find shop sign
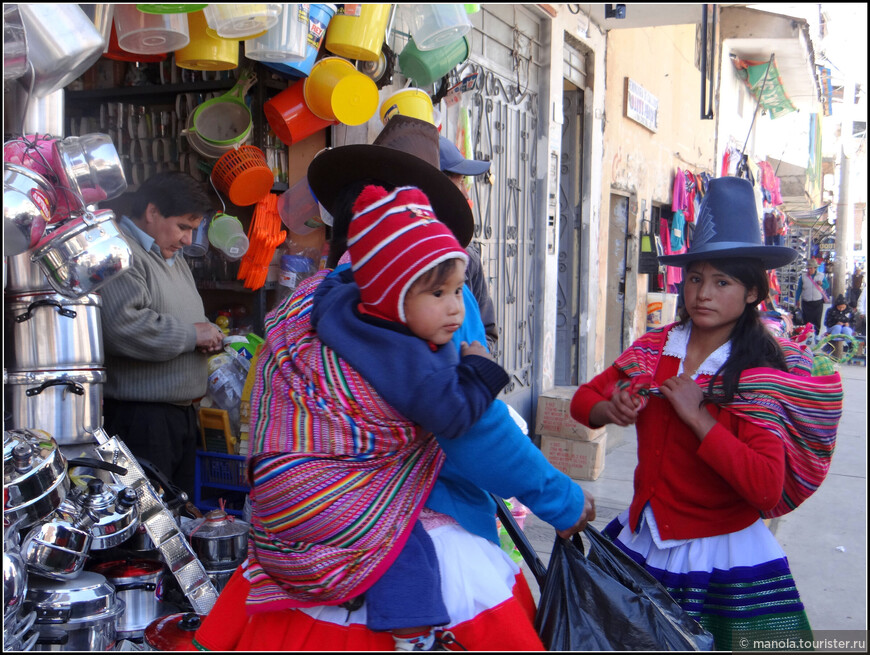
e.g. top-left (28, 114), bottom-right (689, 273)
top-left (819, 236), bottom-right (836, 252)
top-left (624, 78), bottom-right (658, 133)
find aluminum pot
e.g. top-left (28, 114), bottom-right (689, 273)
top-left (4, 163), bottom-right (55, 258)
top-left (5, 293), bottom-right (103, 371)
top-left (89, 559), bottom-right (166, 640)
top-left (20, 509), bottom-right (97, 580)
top-left (3, 429), bottom-right (70, 529)
top-left (26, 570), bottom-right (125, 651)
top-left (30, 210), bottom-right (133, 299)
top-left (63, 479), bottom-right (139, 551)
top-left (4, 369), bottom-right (105, 446)
top-left (181, 508), bottom-right (249, 570)
top-left (53, 134), bottom-right (127, 210)
top-left (5, 249), bottom-right (54, 294)
top-left (3, 547), bottom-right (28, 617)
top-left (17, 4), bottom-right (104, 99)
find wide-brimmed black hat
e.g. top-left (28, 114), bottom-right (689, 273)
top-left (658, 176), bottom-right (798, 270)
top-left (307, 116), bottom-right (474, 247)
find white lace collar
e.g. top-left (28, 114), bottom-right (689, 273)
top-left (661, 322), bottom-right (730, 378)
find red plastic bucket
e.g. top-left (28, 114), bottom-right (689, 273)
top-left (263, 80), bottom-right (336, 146)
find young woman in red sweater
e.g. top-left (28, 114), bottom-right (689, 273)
top-left (570, 177), bottom-right (842, 649)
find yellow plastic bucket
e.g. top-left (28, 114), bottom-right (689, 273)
top-left (175, 10), bottom-right (239, 70)
top-left (303, 56), bottom-right (378, 126)
top-left (324, 3), bottom-right (390, 62)
top-left (379, 88), bottom-right (434, 125)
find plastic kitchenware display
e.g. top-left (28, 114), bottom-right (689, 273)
top-left (264, 3), bottom-right (336, 79)
top-left (379, 87), bottom-right (435, 125)
top-left (3, 4), bottom-right (28, 81)
top-left (263, 80), bottom-right (337, 146)
top-left (79, 4), bottom-right (116, 54)
top-left (407, 4), bottom-right (472, 51)
top-left (245, 4), bottom-right (308, 62)
top-left (174, 9), bottom-right (239, 70)
top-left (399, 35), bottom-right (470, 88)
top-left (325, 3), bottom-right (391, 61)
top-left (210, 146), bottom-right (274, 207)
top-left (303, 57), bottom-right (379, 125)
top-left (113, 4), bottom-right (191, 55)
top-left (188, 70), bottom-right (256, 147)
top-left (16, 4), bottom-right (105, 99)
top-left (203, 4), bottom-right (282, 39)
top-left (208, 213), bottom-right (249, 261)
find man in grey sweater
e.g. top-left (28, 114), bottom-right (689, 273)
top-left (100, 172), bottom-right (224, 499)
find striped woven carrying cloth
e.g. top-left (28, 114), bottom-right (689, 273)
top-left (244, 270), bottom-right (445, 612)
top-left (613, 324), bottom-right (842, 519)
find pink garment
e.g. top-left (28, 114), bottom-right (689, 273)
top-left (672, 168), bottom-right (688, 212)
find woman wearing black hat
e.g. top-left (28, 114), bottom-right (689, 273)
top-left (570, 177), bottom-right (843, 650)
top-left (193, 117), bottom-right (594, 651)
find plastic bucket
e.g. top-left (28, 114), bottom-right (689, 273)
top-left (137, 4), bottom-right (207, 14)
top-left (379, 88), bottom-right (434, 125)
top-left (277, 177), bottom-right (323, 234)
top-left (263, 80), bottom-right (336, 146)
top-left (324, 3), bottom-right (390, 62)
top-left (208, 213), bottom-right (249, 259)
top-left (104, 22), bottom-right (166, 62)
top-left (303, 57), bottom-right (378, 125)
top-left (398, 35), bottom-right (469, 88)
top-left (244, 4), bottom-right (308, 62)
top-left (114, 4), bottom-right (190, 55)
top-left (175, 10), bottom-right (238, 70)
top-left (408, 5), bottom-right (472, 51)
top-left (264, 4), bottom-right (335, 79)
top-left (203, 3), bottom-right (281, 39)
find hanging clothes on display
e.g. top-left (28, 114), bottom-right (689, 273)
top-left (758, 161), bottom-right (784, 206)
top-left (659, 214), bottom-right (687, 293)
top-left (684, 171), bottom-right (698, 223)
top-left (671, 168), bottom-right (688, 213)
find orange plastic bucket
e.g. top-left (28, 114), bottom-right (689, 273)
top-left (211, 146), bottom-right (274, 206)
top-left (303, 56), bottom-right (378, 125)
top-left (379, 88), bottom-right (434, 125)
top-left (264, 80), bottom-right (337, 146)
top-left (324, 3), bottom-right (390, 62)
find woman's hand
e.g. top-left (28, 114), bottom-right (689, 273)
top-left (658, 373), bottom-right (715, 440)
top-left (556, 492), bottom-right (597, 539)
top-left (589, 387), bottom-right (641, 427)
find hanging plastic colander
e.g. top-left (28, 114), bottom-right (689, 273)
top-left (210, 145), bottom-right (273, 207)
top-left (188, 67), bottom-right (257, 147)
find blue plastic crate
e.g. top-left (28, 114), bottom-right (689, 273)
top-left (196, 451), bottom-right (249, 489)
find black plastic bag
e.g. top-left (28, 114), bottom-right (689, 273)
top-left (534, 527), bottom-right (715, 651)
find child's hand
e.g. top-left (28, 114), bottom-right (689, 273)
top-left (461, 340), bottom-right (491, 359)
top-left (589, 387), bottom-right (640, 427)
top-left (659, 373), bottom-right (716, 439)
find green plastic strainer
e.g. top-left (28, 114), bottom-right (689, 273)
top-left (190, 68), bottom-right (257, 146)
top-left (136, 5), bottom-right (208, 14)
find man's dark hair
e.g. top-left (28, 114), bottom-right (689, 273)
top-left (130, 171), bottom-right (213, 219)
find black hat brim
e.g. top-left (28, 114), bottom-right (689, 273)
top-left (658, 243), bottom-right (799, 270)
top-left (308, 144), bottom-right (474, 248)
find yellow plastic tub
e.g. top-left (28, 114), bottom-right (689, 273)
top-left (325, 3), bottom-right (390, 62)
top-left (379, 88), bottom-right (434, 125)
top-left (175, 10), bottom-right (239, 70)
top-left (303, 57), bottom-right (378, 126)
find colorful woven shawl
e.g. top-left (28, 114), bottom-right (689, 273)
top-left (244, 270), bottom-right (445, 612)
top-left (613, 324), bottom-right (842, 518)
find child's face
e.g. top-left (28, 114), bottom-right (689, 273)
top-left (683, 261), bottom-right (758, 333)
top-left (403, 260), bottom-right (467, 345)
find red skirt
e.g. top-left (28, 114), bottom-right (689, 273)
top-left (193, 523), bottom-right (544, 651)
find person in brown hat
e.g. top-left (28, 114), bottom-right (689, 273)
top-left (194, 117), bottom-right (595, 652)
top-left (796, 259), bottom-right (829, 340)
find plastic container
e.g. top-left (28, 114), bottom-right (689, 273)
top-left (208, 213), bottom-right (249, 260)
top-left (203, 4), bottom-right (281, 39)
top-left (263, 80), bottom-right (336, 146)
top-left (244, 4), bottom-right (308, 62)
top-left (398, 35), bottom-right (469, 88)
top-left (379, 87), bottom-right (435, 125)
top-left (263, 4), bottom-right (336, 79)
top-left (277, 177), bottom-right (323, 234)
top-left (174, 10), bottom-right (239, 70)
top-left (183, 211), bottom-right (212, 257)
top-left (210, 146), bottom-right (274, 206)
top-left (276, 254), bottom-right (315, 304)
top-left (104, 22), bottom-right (167, 62)
top-left (408, 5), bottom-right (472, 51)
top-left (324, 3), bottom-right (391, 62)
top-left (303, 56), bottom-right (378, 125)
top-left (113, 4), bottom-right (190, 55)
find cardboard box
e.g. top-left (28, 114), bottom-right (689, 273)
top-left (535, 386), bottom-right (606, 440)
top-left (647, 292), bottom-right (678, 328)
top-left (540, 433), bottom-right (606, 481)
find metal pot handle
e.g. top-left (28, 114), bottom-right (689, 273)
top-left (67, 457), bottom-right (129, 477)
top-left (15, 299), bottom-right (77, 322)
top-left (114, 582), bottom-right (157, 593)
top-left (25, 379), bottom-right (85, 397)
top-left (35, 607), bottom-right (72, 624)
top-left (35, 633), bottom-right (70, 646)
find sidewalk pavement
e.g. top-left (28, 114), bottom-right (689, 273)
top-left (521, 362), bottom-right (867, 632)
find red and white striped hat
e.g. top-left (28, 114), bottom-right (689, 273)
top-left (348, 185), bottom-right (468, 324)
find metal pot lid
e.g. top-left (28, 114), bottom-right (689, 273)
top-left (182, 508), bottom-right (249, 540)
top-left (26, 570), bottom-right (123, 623)
top-left (144, 612), bottom-right (202, 651)
top-left (90, 558), bottom-right (164, 582)
top-left (3, 429), bottom-right (67, 512)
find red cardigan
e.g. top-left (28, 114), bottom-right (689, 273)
top-left (570, 356), bottom-right (786, 540)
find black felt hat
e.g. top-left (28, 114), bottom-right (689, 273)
top-left (307, 116), bottom-right (474, 247)
top-left (658, 176), bottom-right (798, 270)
